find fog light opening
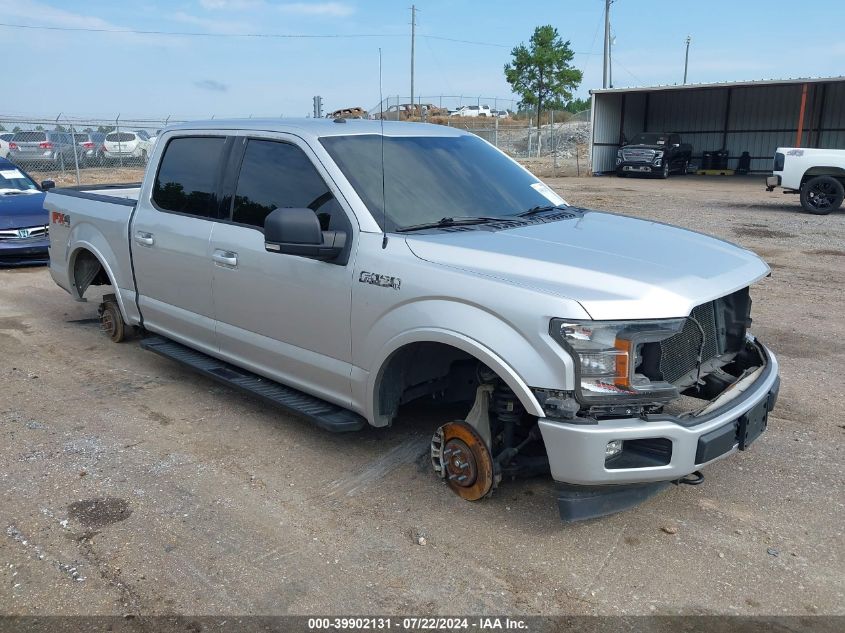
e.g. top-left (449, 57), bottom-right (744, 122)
top-left (605, 439), bottom-right (624, 459)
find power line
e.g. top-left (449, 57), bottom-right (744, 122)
top-left (0, 21), bottom-right (603, 54)
top-left (0, 21), bottom-right (399, 39)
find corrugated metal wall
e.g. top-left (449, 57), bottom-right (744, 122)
top-left (591, 80), bottom-right (845, 174)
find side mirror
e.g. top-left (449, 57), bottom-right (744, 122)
top-left (40, 180), bottom-right (56, 191)
top-left (264, 207), bottom-right (346, 261)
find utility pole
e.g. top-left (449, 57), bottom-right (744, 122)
top-left (683, 35), bottom-right (691, 84)
top-left (602, 0), bottom-right (611, 89)
top-left (410, 5), bottom-right (417, 115)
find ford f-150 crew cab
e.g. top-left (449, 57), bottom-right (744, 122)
top-left (46, 119), bottom-right (780, 521)
top-left (766, 147), bottom-right (845, 214)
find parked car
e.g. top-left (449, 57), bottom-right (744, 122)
top-left (616, 132), bottom-right (693, 178)
top-left (0, 157), bottom-right (54, 266)
top-left (766, 147), bottom-right (845, 214)
top-left (102, 130), bottom-right (153, 164)
top-left (46, 119), bottom-right (779, 521)
top-left (449, 105), bottom-right (493, 118)
top-left (0, 133), bottom-right (13, 159)
top-left (73, 132), bottom-right (106, 166)
top-left (8, 130), bottom-right (78, 168)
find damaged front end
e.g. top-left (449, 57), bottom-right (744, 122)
top-left (529, 286), bottom-right (780, 520)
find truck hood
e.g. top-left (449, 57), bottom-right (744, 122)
top-left (404, 210), bottom-right (770, 320)
top-left (0, 192), bottom-right (47, 230)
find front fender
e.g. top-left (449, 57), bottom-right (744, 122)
top-left (365, 326), bottom-right (545, 427)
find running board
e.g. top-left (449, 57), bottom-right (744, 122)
top-left (140, 335), bottom-right (366, 433)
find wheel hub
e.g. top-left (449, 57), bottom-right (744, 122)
top-left (443, 438), bottom-right (477, 487)
top-left (431, 421), bottom-right (494, 501)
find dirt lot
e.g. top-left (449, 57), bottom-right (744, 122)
top-left (1, 175), bottom-right (843, 617)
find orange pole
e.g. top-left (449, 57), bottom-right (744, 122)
top-left (795, 83), bottom-right (808, 147)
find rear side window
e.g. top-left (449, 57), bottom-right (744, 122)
top-left (153, 136), bottom-right (225, 218)
top-left (13, 132), bottom-right (47, 142)
top-left (106, 132), bottom-right (136, 142)
top-left (231, 139), bottom-right (344, 231)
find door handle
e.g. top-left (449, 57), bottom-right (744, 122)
top-left (212, 250), bottom-right (238, 268)
top-left (134, 231), bottom-right (154, 246)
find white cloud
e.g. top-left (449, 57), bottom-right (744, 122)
top-left (1, 0), bottom-right (178, 46)
top-left (278, 2), bottom-right (355, 17)
top-left (172, 11), bottom-right (254, 33)
top-left (199, 0), bottom-right (263, 9)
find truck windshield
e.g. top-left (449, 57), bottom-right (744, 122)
top-left (630, 133), bottom-right (669, 145)
top-left (320, 134), bottom-right (562, 231)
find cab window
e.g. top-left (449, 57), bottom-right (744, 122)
top-left (152, 136), bottom-right (225, 218)
top-left (231, 139), bottom-right (344, 231)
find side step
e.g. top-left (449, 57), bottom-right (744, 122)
top-left (140, 335), bottom-right (366, 433)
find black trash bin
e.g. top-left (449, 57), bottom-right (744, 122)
top-left (737, 151), bottom-right (751, 175)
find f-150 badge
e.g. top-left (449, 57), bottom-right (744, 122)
top-left (359, 271), bottom-right (401, 290)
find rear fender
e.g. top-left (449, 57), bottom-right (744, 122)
top-left (66, 228), bottom-right (137, 324)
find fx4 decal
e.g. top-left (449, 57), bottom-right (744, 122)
top-left (51, 211), bottom-right (71, 227)
top-left (359, 271), bottom-right (401, 290)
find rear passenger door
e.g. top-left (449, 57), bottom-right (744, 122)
top-left (210, 135), bottom-right (356, 407)
top-left (131, 135), bottom-right (228, 354)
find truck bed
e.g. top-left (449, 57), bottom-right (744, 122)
top-left (45, 183), bottom-right (142, 318)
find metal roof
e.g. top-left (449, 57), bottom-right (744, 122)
top-left (165, 118), bottom-right (467, 139)
top-left (590, 76), bottom-right (845, 95)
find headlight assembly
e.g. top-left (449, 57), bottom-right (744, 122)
top-left (550, 318), bottom-right (685, 402)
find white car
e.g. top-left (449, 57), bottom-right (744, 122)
top-left (766, 147), bottom-right (845, 214)
top-left (102, 130), bottom-right (154, 164)
top-left (0, 133), bottom-right (13, 159)
top-left (449, 105), bottom-right (492, 118)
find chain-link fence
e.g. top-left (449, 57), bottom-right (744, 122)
top-left (0, 115), bottom-right (178, 187)
top-left (1, 105), bottom-right (592, 186)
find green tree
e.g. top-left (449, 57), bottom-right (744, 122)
top-left (12, 126), bottom-right (21, 132)
top-left (504, 25), bottom-right (583, 127)
top-left (565, 96), bottom-right (591, 114)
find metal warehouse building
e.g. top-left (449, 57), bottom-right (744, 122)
top-left (589, 76), bottom-right (845, 174)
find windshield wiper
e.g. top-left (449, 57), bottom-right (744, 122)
top-left (396, 216), bottom-right (503, 233)
top-left (516, 204), bottom-right (567, 217)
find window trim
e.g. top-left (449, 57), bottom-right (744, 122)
top-left (149, 134), bottom-right (229, 221)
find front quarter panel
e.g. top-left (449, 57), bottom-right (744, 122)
top-left (351, 233), bottom-right (588, 425)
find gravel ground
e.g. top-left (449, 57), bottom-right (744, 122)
top-left (1, 175), bottom-right (843, 618)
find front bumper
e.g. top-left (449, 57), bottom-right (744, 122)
top-left (0, 238), bottom-right (50, 266)
top-left (538, 341), bottom-right (779, 486)
top-left (617, 162), bottom-right (661, 175)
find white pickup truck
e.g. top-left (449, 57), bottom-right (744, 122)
top-left (46, 119), bottom-right (780, 521)
top-left (766, 147), bottom-right (845, 214)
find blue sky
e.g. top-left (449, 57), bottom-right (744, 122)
top-left (1, 0), bottom-right (842, 119)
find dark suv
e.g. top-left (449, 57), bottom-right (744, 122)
top-left (8, 131), bottom-right (79, 169)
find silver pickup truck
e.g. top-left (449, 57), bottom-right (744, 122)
top-left (46, 119), bottom-right (780, 520)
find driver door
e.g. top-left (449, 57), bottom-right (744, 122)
top-left (210, 135), bottom-right (357, 407)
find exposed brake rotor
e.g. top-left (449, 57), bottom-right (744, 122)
top-left (431, 420), bottom-right (495, 501)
